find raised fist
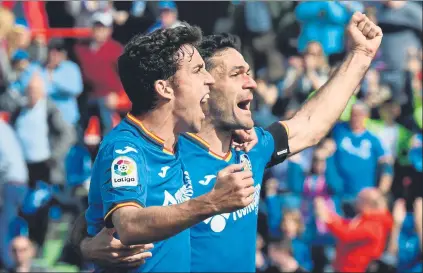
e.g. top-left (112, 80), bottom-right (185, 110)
top-left (347, 12), bottom-right (383, 58)
top-left (209, 164), bottom-right (255, 213)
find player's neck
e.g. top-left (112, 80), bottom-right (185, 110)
top-left (134, 109), bottom-right (178, 151)
top-left (197, 122), bottom-right (232, 156)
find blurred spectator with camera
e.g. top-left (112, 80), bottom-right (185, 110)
top-left (315, 187), bottom-right (393, 273)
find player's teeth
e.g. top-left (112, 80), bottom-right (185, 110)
top-left (201, 94), bottom-right (210, 103)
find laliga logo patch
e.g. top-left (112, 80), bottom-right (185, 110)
top-left (111, 156), bottom-right (138, 188)
top-left (240, 154), bottom-right (252, 171)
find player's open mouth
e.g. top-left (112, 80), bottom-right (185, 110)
top-left (200, 94), bottom-right (210, 104)
top-left (237, 99), bottom-right (251, 111)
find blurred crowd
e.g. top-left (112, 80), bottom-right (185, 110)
top-left (0, 1), bottom-right (422, 273)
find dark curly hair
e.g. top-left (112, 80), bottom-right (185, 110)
top-left (199, 33), bottom-right (241, 71)
top-left (118, 23), bottom-right (203, 115)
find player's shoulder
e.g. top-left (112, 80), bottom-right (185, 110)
top-left (99, 122), bottom-right (147, 158)
top-left (178, 133), bottom-right (209, 152)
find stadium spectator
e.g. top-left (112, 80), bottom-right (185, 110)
top-left (332, 101), bottom-right (393, 216)
top-left (9, 73), bottom-right (75, 248)
top-left (0, 1), bottom-right (49, 36)
top-left (8, 49), bottom-right (49, 96)
top-left (65, 1), bottom-right (112, 28)
top-left (74, 11), bottom-right (123, 137)
top-left (287, 146), bottom-right (344, 272)
top-left (385, 198), bottom-right (422, 273)
top-left (256, 232), bottom-right (270, 273)
top-left (315, 187), bottom-right (393, 272)
top-left (375, 0), bottom-right (422, 103)
top-left (0, 7), bottom-right (15, 90)
top-left (267, 187), bottom-right (313, 272)
top-left (0, 120), bottom-right (28, 269)
top-left (234, 1), bottom-right (285, 82)
top-left (147, 1), bottom-right (182, 33)
top-left (295, 1), bottom-right (363, 57)
top-left (44, 38), bottom-right (83, 127)
top-left (361, 68), bottom-right (392, 110)
top-left (7, 236), bottom-right (47, 273)
top-left (6, 19), bottom-right (47, 64)
top-left (366, 99), bottom-right (412, 161)
top-left (266, 238), bottom-right (308, 273)
top-left (281, 42), bottom-right (330, 105)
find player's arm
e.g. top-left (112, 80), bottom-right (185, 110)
top-left (281, 13), bottom-right (382, 155)
top-left (111, 161), bottom-right (254, 245)
top-left (103, 143), bottom-right (255, 246)
top-left (69, 212), bottom-right (88, 256)
top-left (70, 211), bottom-right (153, 268)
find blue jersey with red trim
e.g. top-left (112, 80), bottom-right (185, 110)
top-left (86, 114), bottom-right (192, 272)
top-left (179, 127), bottom-right (276, 272)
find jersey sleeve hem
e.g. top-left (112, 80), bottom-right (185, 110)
top-left (104, 201), bottom-right (144, 225)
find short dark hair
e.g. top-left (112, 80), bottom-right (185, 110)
top-left (199, 33), bottom-right (241, 71)
top-left (118, 23), bottom-right (202, 115)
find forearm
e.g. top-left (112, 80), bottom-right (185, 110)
top-left (387, 225), bottom-right (401, 255)
top-left (378, 173), bottom-right (393, 194)
top-left (416, 224), bottom-right (422, 250)
top-left (69, 212), bottom-right (89, 254)
top-left (285, 53), bottom-right (371, 153)
top-left (114, 194), bottom-right (218, 245)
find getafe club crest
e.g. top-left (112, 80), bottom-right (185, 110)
top-left (240, 154), bottom-right (252, 171)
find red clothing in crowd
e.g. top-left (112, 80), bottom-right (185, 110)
top-left (327, 210), bottom-right (393, 272)
top-left (1, 1), bottom-right (48, 30)
top-left (74, 39), bottom-right (123, 98)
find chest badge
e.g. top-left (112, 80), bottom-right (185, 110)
top-left (240, 154), bottom-right (252, 171)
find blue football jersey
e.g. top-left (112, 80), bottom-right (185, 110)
top-left (179, 127), bottom-right (276, 272)
top-left (86, 113), bottom-right (192, 272)
top-left (332, 122), bottom-right (386, 198)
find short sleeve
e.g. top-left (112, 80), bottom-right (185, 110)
top-left (253, 127), bottom-right (276, 164)
top-left (100, 141), bottom-right (148, 226)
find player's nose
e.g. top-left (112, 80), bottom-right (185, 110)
top-left (243, 75), bottom-right (257, 90)
top-left (204, 70), bottom-right (215, 86)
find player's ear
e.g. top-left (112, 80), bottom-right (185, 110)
top-left (154, 79), bottom-right (174, 100)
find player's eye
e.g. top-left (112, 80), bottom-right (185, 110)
top-left (194, 64), bottom-right (204, 74)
